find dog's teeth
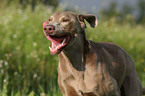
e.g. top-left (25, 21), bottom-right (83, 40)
top-left (49, 46), bottom-right (51, 50)
top-left (57, 44), bottom-right (62, 50)
top-left (62, 38), bottom-right (66, 44)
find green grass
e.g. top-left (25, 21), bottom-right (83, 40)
top-left (0, 5), bottom-right (145, 96)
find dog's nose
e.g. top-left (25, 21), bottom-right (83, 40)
top-left (44, 25), bottom-right (55, 34)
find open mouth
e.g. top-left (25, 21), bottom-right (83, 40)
top-left (48, 35), bottom-right (71, 55)
top-left (43, 21), bottom-right (72, 55)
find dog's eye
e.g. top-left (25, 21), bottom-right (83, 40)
top-left (62, 19), bottom-right (70, 22)
top-left (48, 18), bottom-right (53, 22)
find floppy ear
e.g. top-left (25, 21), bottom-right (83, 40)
top-left (78, 14), bottom-right (98, 28)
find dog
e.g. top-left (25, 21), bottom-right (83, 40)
top-left (43, 12), bottom-right (145, 96)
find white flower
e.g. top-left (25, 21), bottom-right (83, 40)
top-left (0, 60), bottom-right (3, 64)
top-left (36, 58), bottom-right (40, 62)
top-left (4, 61), bottom-right (8, 66)
top-left (40, 93), bottom-right (45, 96)
top-left (1, 70), bottom-right (4, 74)
top-left (5, 53), bottom-right (8, 57)
top-left (14, 72), bottom-right (18, 75)
top-left (16, 46), bottom-right (20, 50)
top-left (33, 42), bottom-right (37, 47)
top-left (34, 54), bottom-right (38, 58)
top-left (33, 73), bottom-right (37, 78)
top-left (13, 34), bottom-right (17, 38)
top-left (3, 79), bottom-right (7, 83)
top-left (26, 55), bottom-right (30, 58)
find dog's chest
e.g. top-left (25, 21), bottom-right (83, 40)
top-left (59, 61), bottom-right (115, 95)
top-left (58, 52), bottom-right (117, 95)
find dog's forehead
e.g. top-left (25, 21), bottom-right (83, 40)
top-left (51, 12), bottom-right (77, 19)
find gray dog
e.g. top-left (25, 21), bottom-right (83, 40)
top-left (43, 12), bottom-right (145, 96)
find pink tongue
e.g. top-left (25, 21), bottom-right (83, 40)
top-left (51, 38), bottom-right (64, 48)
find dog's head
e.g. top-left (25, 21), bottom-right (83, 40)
top-left (43, 12), bottom-right (97, 55)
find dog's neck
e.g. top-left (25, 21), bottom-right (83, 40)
top-left (59, 31), bottom-right (90, 71)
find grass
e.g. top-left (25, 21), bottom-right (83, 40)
top-left (0, 5), bottom-right (145, 96)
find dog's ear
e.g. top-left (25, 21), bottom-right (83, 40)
top-left (78, 14), bottom-right (98, 28)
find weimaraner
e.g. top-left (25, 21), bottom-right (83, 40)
top-left (43, 12), bottom-right (145, 96)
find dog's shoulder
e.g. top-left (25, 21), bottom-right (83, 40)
top-left (89, 40), bottom-right (125, 56)
top-left (89, 41), bottom-right (120, 49)
top-left (99, 42), bottom-right (121, 50)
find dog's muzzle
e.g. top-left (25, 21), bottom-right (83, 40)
top-left (43, 21), bottom-right (72, 55)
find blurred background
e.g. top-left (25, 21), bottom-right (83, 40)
top-left (0, 0), bottom-right (145, 96)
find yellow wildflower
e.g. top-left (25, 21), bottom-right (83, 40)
top-left (141, 58), bottom-right (145, 63)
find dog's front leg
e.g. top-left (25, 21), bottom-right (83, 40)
top-left (64, 86), bottom-right (80, 96)
top-left (60, 83), bottom-right (80, 96)
top-left (58, 75), bottom-right (80, 96)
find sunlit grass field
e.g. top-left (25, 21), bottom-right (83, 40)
top-left (0, 5), bottom-right (145, 96)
